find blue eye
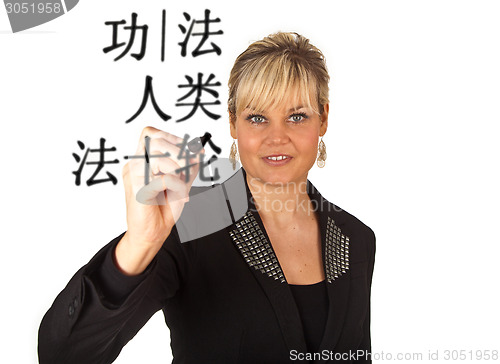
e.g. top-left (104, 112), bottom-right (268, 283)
top-left (247, 114), bottom-right (266, 124)
top-left (289, 113), bottom-right (307, 123)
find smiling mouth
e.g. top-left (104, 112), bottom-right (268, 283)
top-left (266, 155), bottom-right (290, 161)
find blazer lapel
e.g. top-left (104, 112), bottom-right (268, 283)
top-left (226, 174), bottom-right (308, 354)
top-left (225, 174), bottom-right (352, 356)
top-left (309, 182), bottom-right (352, 353)
top-left (228, 209), bottom-right (308, 355)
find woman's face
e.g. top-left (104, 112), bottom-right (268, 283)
top-left (230, 95), bottom-right (328, 187)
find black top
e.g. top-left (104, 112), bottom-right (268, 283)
top-left (289, 280), bottom-right (329, 354)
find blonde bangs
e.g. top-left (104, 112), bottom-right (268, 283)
top-left (234, 58), bottom-right (319, 115)
top-left (228, 32), bottom-right (329, 120)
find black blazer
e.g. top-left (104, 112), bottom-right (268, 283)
top-left (38, 169), bottom-right (375, 364)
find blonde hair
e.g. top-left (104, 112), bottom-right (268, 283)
top-left (228, 32), bottom-right (329, 120)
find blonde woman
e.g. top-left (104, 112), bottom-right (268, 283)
top-left (39, 32), bottom-right (375, 364)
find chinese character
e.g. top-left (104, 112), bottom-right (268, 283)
top-left (178, 9), bottom-right (222, 57)
top-left (161, 9), bottom-right (166, 62)
top-left (126, 75), bottom-right (171, 123)
top-left (196, 133), bottom-right (221, 182)
top-left (124, 135), bottom-right (171, 185)
top-left (72, 139), bottom-right (119, 186)
top-left (174, 134), bottom-right (198, 182)
top-left (176, 73), bottom-right (221, 122)
top-left (124, 133), bottom-right (222, 185)
top-left (103, 12), bottom-right (148, 61)
top-left (197, 154), bottom-right (221, 182)
top-left (203, 134), bottom-right (222, 155)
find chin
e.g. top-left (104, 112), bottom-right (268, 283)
top-left (248, 170), bottom-right (308, 187)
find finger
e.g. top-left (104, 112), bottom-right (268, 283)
top-left (148, 137), bottom-right (181, 158)
top-left (185, 153), bottom-right (202, 189)
top-left (135, 126), bottom-right (185, 156)
top-left (129, 149), bottom-right (193, 189)
top-left (148, 136), bottom-right (204, 165)
top-left (135, 173), bottom-right (189, 206)
top-left (147, 137), bottom-right (185, 172)
top-left (146, 151), bottom-right (182, 177)
top-left (135, 135), bottom-right (203, 178)
top-left (124, 155), bottom-right (202, 204)
top-left (141, 140), bottom-right (204, 184)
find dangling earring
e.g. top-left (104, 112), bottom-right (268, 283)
top-left (229, 139), bottom-right (239, 170)
top-left (317, 137), bottom-right (327, 168)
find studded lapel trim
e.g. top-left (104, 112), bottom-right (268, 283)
top-left (229, 211), bottom-right (286, 283)
top-left (325, 216), bottom-right (350, 283)
top-left (229, 212), bottom-right (350, 285)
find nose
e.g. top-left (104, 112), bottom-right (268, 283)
top-left (265, 121), bottom-right (290, 145)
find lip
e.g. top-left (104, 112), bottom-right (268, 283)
top-left (261, 154), bottom-right (293, 166)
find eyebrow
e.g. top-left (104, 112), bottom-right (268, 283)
top-left (244, 105), bottom-right (308, 114)
top-left (288, 106), bottom-right (306, 112)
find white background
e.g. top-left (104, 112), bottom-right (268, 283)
top-left (1, 0), bottom-right (499, 363)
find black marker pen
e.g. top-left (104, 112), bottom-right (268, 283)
top-left (187, 132), bottom-right (212, 153)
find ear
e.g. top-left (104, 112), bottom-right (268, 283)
top-left (319, 104), bottom-right (329, 136)
top-left (229, 112), bottom-right (237, 139)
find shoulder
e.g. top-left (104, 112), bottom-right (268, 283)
top-left (331, 202), bottom-right (375, 245)
top-left (310, 181), bottom-right (376, 260)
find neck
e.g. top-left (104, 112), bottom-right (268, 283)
top-left (246, 175), bottom-right (314, 224)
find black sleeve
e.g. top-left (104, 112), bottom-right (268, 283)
top-left (95, 239), bottom-right (151, 306)
top-left (38, 227), bottom-right (191, 364)
top-left (356, 227), bottom-right (376, 363)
